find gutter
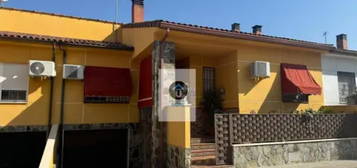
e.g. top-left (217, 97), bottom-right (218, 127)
top-left (158, 22), bottom-right (333, 51)
top-left (0, 35), bottom-right (134, 51)
top-left (122, 20), bottom-right (334, 51)
top-left (58, 43), bottom-right (67, 168)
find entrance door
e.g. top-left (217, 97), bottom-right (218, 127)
top-left (63, 129), bottom-right (128, 168)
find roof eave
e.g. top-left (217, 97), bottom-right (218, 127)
top-left (123, 20), bottom-right (334, 51)
top-left (0, 35), bottom-right (134, 51)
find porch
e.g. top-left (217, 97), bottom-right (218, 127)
top-left (133, 33), bottom-right (240, 167)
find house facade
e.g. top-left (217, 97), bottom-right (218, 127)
top-left (322, 34), bottom-right (357, 112)
top-left (0, 0), bottom-right (355, 168)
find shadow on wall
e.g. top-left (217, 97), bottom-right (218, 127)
top-left (5, 77), bottom-right (51, 126)
top-left (238, 62), bottom-right (299, 114)
top-left (103, 25), bottom-right (121, 42)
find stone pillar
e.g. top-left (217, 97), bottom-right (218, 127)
top-left (151, 41), bottom-right (175, 168)
top-left (166, 106), bottom-right (191, 168)
top-left (151, 41), bottom-right (191, 168)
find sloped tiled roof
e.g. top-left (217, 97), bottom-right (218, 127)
top-left (0, 31), bottom-right (134, 51)
top-left (123, 20), bottom-right (334, 50)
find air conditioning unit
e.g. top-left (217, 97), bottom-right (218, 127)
top-left (251, 61), bottom-right (270, 78)
top-left (63, 64), bottom-right (84, 80)
top-left (29, 60), bottom-right (56, 77)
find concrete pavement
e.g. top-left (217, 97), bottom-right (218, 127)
top-left (265, 160), bottom-right (357, 168)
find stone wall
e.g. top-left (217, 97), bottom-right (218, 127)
top-left (167, 144), bottom-right (191, 168)
top-left (0, 125), bottom-right (48, 132)
top-left (233, 138), bottom-right (357, 168)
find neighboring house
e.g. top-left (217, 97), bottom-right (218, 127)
top-left (0, 0), bottom-right (352, 167)
top-left (322, 34), bottom-right (357, 110)
top-left (0, 7), bottom-right (136, 168)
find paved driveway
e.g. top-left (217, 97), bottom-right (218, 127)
top-left (265, 161), bottom-right (357, 168)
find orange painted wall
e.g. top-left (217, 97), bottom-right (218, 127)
top-left (0, 8), bottom-right (119, 41)
top-left (0, 41), bottom-right (138, 126)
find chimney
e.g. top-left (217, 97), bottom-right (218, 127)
top-left (252, 25), bottom-right (262, 35)
top-left (336, 34), bottom-right (348, 50)
top-left (132, 0), bottom-right (144, 23)
top-left (231, 23), bottom-right (240, 32)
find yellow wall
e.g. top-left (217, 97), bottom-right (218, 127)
top-left (216, 52), bottom-right (238, 108)
top-left (325, 105), bottom-right (357, 113)
top-left (186, 54), bottom-right (238, 109)
top-left (237, 45), bottom-right (324, 114)
top-left (0, 41), bottom-right (138, 126)
top-left (0, 8), bottom-right (119, 41)
top-left (166, 106), bottom-right (191, 148)
top-left (120, 27), bottom-right (160, 59)
top-left (164, 30), bottom-right (324, 114)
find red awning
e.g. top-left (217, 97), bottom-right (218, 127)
top-left (138, 56), bottom-right (153, 108)
top-left (281, 63), bottom-right (321, 95)
top-left (84, 66), bottom-right (132, 97)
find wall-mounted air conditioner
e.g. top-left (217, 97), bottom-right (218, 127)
top-left (251, 61), bottom-right (270, 78)
top-left (63, 64), bottom-right (84, 80)
top-left (29, 60), bottom-right (56, 77)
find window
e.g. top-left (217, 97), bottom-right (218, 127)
top-left (337, 72), bottom-right (356, 104)
top-left (0, 63), bottom-right (28, 103)
top-left (203, 67), bottom-right (215, 92)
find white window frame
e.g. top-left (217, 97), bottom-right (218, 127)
top-left (337, 71), bottom-right (356, 105)
top-left (0, 63), bottom-right (29, 103)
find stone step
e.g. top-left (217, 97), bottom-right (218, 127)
top-left (191, 138), bottom-right (215, 144)
top-left (191, 148), bottom-right (216, 157)
top-left (191, 143), bottom-right (216, 150)
top-left (191, 155), bottom-right (216, 165)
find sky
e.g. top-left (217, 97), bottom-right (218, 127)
top-left (2, 0), bottom-right (357, 49)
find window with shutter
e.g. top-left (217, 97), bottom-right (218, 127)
top-left (0, 63), bottom-right (29, 103)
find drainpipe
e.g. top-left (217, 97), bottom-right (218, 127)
top-left (58, 43), bottom-right (67, 168)
top-left (47, 43), bottom-right (56, 137)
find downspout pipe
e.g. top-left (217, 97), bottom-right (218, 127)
top-left (58, 43), bottom-right (67, 168)
top-left (47, 43), bottom-right (56, 137)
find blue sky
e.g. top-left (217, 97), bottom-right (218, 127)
top-left (3, 0), bottom-right (357, 49)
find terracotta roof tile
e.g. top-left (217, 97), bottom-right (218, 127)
top-left (122, 20), bottom-right (334, 50)
top-left (0, 31), bottom-right (134, 51)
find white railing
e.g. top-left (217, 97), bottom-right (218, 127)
top-left (39, 125), bottom-right (59, 168)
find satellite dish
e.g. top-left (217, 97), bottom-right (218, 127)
top-left (30, 62), bottom-right (45, 75)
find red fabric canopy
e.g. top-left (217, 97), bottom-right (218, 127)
top-left (281, 63), bottom-right (321, 95)
top-left (138, 56), bottom-right (153, 108)
top-left (84, 66), bottom-right (132, 97)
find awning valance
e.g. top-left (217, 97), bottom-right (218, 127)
top-left (281, 63), bottom-right (321, 95)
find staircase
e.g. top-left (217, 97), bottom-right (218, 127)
top-left (191, 138), bottom-right (233, 168)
